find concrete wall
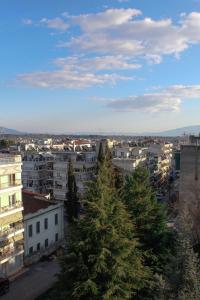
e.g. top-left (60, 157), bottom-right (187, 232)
top-left (179, 145), bottom-right (200, 240)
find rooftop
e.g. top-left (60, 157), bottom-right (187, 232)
top-left (22, 190), bottom-right (58, 215)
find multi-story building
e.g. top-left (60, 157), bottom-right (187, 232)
top-left (22, 153), bottom-right (54, 196)
top-left (23, 190), bottom-right (64, 265)
top-left (53, 151), bottom-right (96, 202)
top-left (0, 154), bottom-right (24, 276)
top-left (179, 142), bottom-right (200, 241)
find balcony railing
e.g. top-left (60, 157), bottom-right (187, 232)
top-left (0, 202), bottom-right (23, 213)
top-left (0, 223), bottom-right (24, 239)
top-left (0, 245), bottom-right (24, 261)
top-left (0, 155), bottom-right (21, 165)
top-left (0, 180), bottom-right (22, 190)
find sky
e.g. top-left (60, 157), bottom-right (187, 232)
top-left (1, 0), bottom-right (200, 134)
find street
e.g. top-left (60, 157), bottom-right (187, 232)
top-left (1, 260), bottom-right (59, 300)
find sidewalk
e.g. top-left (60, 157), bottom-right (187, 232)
top-left (1, 260), bottom-right (60, 300)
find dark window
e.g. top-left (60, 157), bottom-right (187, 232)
top-left (29, 247), bottom-right (33, 255)
top-left (37, 243), bottom-right (40, 251)
top-left (45, 239), bottom-right (48, 248)
top-left (55, 233), bottom-right (58, 242)
top-left (28, 225), bottom-right (33, 237)
top-left (36, 221), bottom-right (40, 234)
top-left (44, 218), bottom-right (48, 230)
top-left (55, 214), bottom-right (58, 225)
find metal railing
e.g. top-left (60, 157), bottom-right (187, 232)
top-left (0, 245), bottom-right (24, 261)
top-left (0, 155), bottom-right (21, 164)
top-left (0, 223), bottom-right (24, 238)
top-left (0, 202), bottom-right (23, 213)
top-left (0, 180), bottom-right (21, 190)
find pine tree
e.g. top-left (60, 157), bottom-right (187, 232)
top-left (123, 167), bottom-right (173, 273)
top-left (66, 159), bottom-right (79, 223)
top-left (167, 219), bottom-right (200, 300)
top-left (58, 159), bottom-right (149, 300)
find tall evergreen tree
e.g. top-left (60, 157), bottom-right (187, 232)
top-left (166, 219), bottom-right (200, 300)
top-left (66, 159), bottom-right (79, 223)
top-left (58, 159), bottom-right (149, 300)
top-left (123, 167), bottom-right (173, 273)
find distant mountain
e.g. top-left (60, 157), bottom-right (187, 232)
top-left (155, 125), bottom-right (200, 137)
top-left (0, 126), bottom-right (22, 135)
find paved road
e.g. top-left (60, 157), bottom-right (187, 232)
top-left (1, 260), bottom-right (60, 300)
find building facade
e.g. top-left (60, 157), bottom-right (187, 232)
top-left (23, 190), bottom-right (64, 265)
top-left (0, 154), bottom-right (24, 276)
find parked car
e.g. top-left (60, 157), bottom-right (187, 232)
top-left (0, 276), bottom-right (10, 296)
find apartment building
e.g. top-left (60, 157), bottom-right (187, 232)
top-left (22, 153), bottom-right (54, 196)
top-left (23, 190), bottom-right (64, 265)
top-left (53, 151), bottom-right (96, 201)
top-left (0, 154), bottom-right (24, 276)
top-left (179, 143), bottom-right (200, 241)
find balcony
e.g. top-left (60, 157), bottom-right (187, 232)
top-left (0, 202), bottom-right (23, 214)
top-left (0, 244), bottom-right (24, 263)
top-left (0, 223), bottom-right (24, 240)
top-left (0, 155), bottom-right (21, 165)
top-left (0, 180), bottom-right (22, 191)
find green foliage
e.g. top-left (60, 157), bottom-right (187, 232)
top-left (59, 160), bottom-right (149, 300)
top-left (166, 220), bottom-right (200, 300)
top-left (123, 167), bottom-right (173, 273)
top-left (66, 159), bottom-right (79, 223)
top-left (0, 139), bottom-right (12, 149)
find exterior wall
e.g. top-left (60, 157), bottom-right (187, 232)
top-left (0, 154), bottom-right (24, 277)
top-left (22, 153), bottom-right (54, 195)
top-left (179, 145), bottom-right (200, 240)
top-left (24, 203), bottom-right (64, 265)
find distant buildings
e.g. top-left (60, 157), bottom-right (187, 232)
top-left (0, 154), bottom-right (24, 276)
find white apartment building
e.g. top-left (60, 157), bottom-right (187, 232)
top-left (23, 190), bottom-right (64, 265)
top-left (22, 153), bottom-right (54, 196)
top-left (53, 151), bottom-right (96, 201)
top-left (0, 154), bottom-right (24, 276)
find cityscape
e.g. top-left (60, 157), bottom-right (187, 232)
top-left (1, 0), bottom-right (200, 299)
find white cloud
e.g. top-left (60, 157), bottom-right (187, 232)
top-left (40, 17), bottom-right (69, 31)
top-left (65, 9), bottom-right (200, 63)
top-left (22, 19), bottom-right (33, 25)
top-left (106, 85), bottom-right (200, 112)
top-left (54, 55), bottom-right (141, 71)
top-left (17, 55), bottom-right (133, 89)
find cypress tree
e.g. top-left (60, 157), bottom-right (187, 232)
top-left (123, 167), bottom-right (173, 273)
top-left (58, 159), bottom-right (149, 300)
top-left (66, 159), bottom-right (79, 223)
top-left (167, 219), bottom-right (200, 300)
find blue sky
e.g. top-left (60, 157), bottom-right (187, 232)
top-left (1, 0), bottom-right (200, 134)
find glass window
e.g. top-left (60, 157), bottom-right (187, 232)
top-left (44, 218), bottom-right (48, 230)
top-left (29, 247), bottom-right (33, 255)
top-left (28, 224), bottom-right (33, 237)
top-left (36, 221), bottom-right (40, 234)
top-left (37, 243), bottom-right (40, 251)
top-left (55, 214), bottom-right (58, 225)
top-left (45, 239), bottom-right (48, 248)
top-left (55, 233), bottom-right (58, 242)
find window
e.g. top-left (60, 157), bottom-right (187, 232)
top-left (55, 214), bottom-right (58, 225)
top-left (29, 247), bottom-right (33, 255)
top-left (37, 243), bottom-right (40, 251)
top-left (44, 218), bottom-right (48, 230)
top-left (45, 239), bottom-right (48, 248)
top-left (36, 221), bottom-right (40, 234)
top-left (28, 224), bottom-right (33, 237)
top-left (55, 233), bottom-right (58, 242)
top-left (9, 194), bottom-right (16, 206)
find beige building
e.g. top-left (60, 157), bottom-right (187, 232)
top-left (0, 154), bottom-right (24, 276)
